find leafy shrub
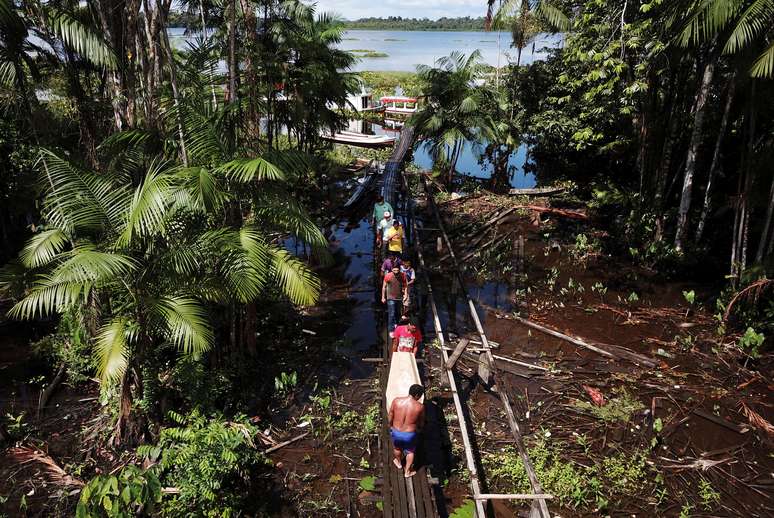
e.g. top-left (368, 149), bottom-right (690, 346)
top-left (484, 440), bottom-right (655, 511)
top-left (138, 410), bottom-right (271, 517)
top-left (76, 465), bottom-right (161, 518)
top-left (738, 327), bottom-right (765, 358)
top-left (167, 357), bottom-right (236, 414)
top-left (32, 310), bottom-right (93, 384)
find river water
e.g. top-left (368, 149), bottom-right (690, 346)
top-left (338, 29), bottom-right (561, 72)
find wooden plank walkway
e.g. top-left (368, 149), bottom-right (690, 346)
top-left (376, 125), bottom-right (438, 518)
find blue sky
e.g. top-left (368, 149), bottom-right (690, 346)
top-left (309, 1), bottom-right (487, 20)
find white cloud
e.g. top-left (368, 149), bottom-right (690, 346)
top-left (309, 0), bottom-right (488, 20)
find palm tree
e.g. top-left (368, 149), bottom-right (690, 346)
top-left (488, 0), bottom-right (570, 66)
top-left (679, 0), bottom-right (774, 78)
top-left (3, 142), bottom-right (324, 443)
top-left (410, 51), bottom-right (498, 186)
top-left (0, 0), bottom-right (116, 117)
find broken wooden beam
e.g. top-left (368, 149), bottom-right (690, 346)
top-left (445, 338), bottom-right (470, 370)
top-left (265, 432), bottom-right (310, 453)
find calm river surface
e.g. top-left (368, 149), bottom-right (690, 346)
top-left (338, 29), bottom-right (561, 72)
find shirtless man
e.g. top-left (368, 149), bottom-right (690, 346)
top-left (388, 384), bottom-right (425, 477)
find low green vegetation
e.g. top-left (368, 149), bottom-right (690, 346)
top-left (573, 388), bottom-right (644, 423)
top-left (344, 16), bottom-right (487, 31)
top-left (137, 410), bottom-right (271, 516)
top-left (76, 466), bottom-right (161, 518)
top-left (358, 71), bottom-right (423, 98)
top-left (484, 440), bottom-right (656, 511)
top-left (349, 49), bottom-right (390, 58)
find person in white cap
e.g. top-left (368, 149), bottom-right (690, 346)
top-left (377, 210), bottom-right (395, 257)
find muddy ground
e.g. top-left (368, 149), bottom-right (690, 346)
top-left (411, 191), bottom-right (774, 517)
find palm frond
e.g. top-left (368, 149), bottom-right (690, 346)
top-left (49, 248), bottom-right (136, 284)
top-left (534, 0), bottom-right (571, 31)
top-left (751, 39), bottom-right (774, 77)
top-left (216, 157), bottom-right (286, 182)
top-left (94, 318), bottom-right (131, 383)
top-left (38, 149), bottom-right (126, 235)
top-left (46, 9), bottom-right (117, 68)
top-left (8, 277), bottom-right (88, 319)
top-left (150, 296), bottom-right (213, 356)
top-left (175, 166), bottom-right (229, 213)
top-left (117, 160), bottom-right (174, 246)
top-left (723, 0), bottom-right (774, 54)
top-left (269, 247), bottom-right (320, 306)
top-left (20, 228), bottom-right (69, 268)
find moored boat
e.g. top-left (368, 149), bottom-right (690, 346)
top-left (380, 96), bottom-right (418, 115)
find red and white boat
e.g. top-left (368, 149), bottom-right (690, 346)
top-left (380, 96), bottom-right (418, 115)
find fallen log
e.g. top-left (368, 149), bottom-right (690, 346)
top-left (445, 338), bottom-right (470, 370)
top-left (508, 187), bottom-right (566, 197)
top-left (509, 315), bottom-right (658, 368)
top-left (38, 364), bottom-right (66, 416)
top-left (265, 431), bottom-right (310, 453)
top-left (513, 205), bottom-right (588, 220)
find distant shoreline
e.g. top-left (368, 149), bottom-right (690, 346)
top-left (343, 16), bottom-right (488, 32)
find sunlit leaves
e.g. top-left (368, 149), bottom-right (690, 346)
top-left (95, 318), bottom-right (131, 382)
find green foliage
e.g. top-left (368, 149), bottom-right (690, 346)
top-left (683, 290), bottom-right (696, 305)
top-left (738, 327), bottom-right (765, 358)
top-left (167, 357), bottom-right (236, 415)
top-left (358, 71), bottom-right (423, 98)
top-left (698, 476), bottom-right (720, 511)
top-left (344, 16), bottom-right (488, 31)
top-left (76, 465), bottom-right (161, 518)
top-left (274, 371), bottom-right (298, 398)
top-left (485, 440), bottom-right (654, 510)
top-left (138, 410), bottom-right (270, 517)
top-left (449, 499), bottom-right (475, 518)
top-left (32, 310), bottom-right (93, 384)
top-left (358, 476), bottom-right (376, 492)
top-left (2, 411), bottom-right (29, 439)
top-left (573, 388), bottom-right (644, 423)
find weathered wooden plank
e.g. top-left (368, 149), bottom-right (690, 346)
top-left (444, 338), bottom-right (470, 370)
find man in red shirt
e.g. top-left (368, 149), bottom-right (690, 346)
top-left (382, 265), bottom-right (407, 337)
top-left (392, 316), bottom-right (422, 355)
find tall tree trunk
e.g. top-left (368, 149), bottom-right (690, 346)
top-left (675, 59), bottom-right (715, 251)
top-left (240, 0), bottom-right (260, 144)
top-left (159, 1), bottom-right (189, 166)
top-left (731, 82), bottom-right (757, 285)
top-left (199, 0), bottom-right (218, 109)
top-left (754, 176), bottom-right (774, 264)
top-left (227, 0), bottom-right (238, 106)
top-left (696, 77), bottom-right (735, 242)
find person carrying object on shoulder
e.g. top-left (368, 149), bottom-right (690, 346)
top-left (392, 316), bottom-right (422, 356)
top-left (376, 210), bottom-right (394, 257)
top-left (381, 263), bottom-right (407, 337)
top-left (388, 384), bottom-right (425, 478)
top-left (384, 219), bottom-right (405, 259)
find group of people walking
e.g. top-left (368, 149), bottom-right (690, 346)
top-left (372, 194), bottom-right (425, 478)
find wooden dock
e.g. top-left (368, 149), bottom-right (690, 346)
top-left (375, 125), bottom-right (438, 518)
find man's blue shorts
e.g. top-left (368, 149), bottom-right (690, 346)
top-left (390, 428), bottom-right (418, 453)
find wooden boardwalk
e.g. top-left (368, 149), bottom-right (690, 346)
top-left (375, 125), bottom-right (438, 518)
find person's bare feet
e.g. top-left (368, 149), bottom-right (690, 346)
top-left (404, 470), bottom-right (416, 478)
top-left (393, 459), bottom-right (402, 469)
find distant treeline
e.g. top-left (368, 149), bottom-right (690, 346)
top-left (344, 16), bottom-right (487, 32)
